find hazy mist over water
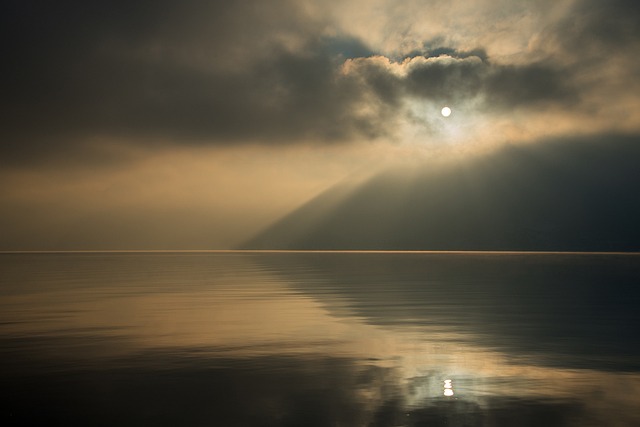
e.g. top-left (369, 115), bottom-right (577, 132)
top-left (1, 252), bottom-right (639, 426)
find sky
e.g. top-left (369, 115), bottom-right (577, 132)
top-left (2, 0), bottom-right (639, 250)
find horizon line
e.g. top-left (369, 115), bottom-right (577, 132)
top-left (1, 249), bottom-right (639, 256)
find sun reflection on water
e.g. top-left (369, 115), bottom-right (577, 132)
top-left (444, 379), bottom-right (454, 396)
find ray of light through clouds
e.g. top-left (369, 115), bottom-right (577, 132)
top-left (1, 0), bottom-right (639, 249)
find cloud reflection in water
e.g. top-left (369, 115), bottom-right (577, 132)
top-left (1, 252), bottom-right (639, 426)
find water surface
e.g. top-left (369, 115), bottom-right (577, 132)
top-left (1, 252), bottom-right (639, 426)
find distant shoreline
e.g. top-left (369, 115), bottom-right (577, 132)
top-left (1, 250), bottom-right (639, 255)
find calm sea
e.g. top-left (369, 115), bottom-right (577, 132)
top-left (1, 252), bottom-right (639, 426)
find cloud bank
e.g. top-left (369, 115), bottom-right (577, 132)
top-left (2, 0), bottom-right (638, 165)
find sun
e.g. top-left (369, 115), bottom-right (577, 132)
top-left (441, 106), bottom-right (452, 117)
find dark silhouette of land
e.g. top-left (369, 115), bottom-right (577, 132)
top-left (244, 133), bottom-right (640, 251)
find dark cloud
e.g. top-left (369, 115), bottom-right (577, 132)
top-left (0, 0), bottom-right (636, 165)
top-left (1, 0), bottom-right (387, 164)
top-left (482, 62), bottom-right (577, 108)
top-left (404, 56), bottom-right (487, 103)
top-left (403, 43), bottom-right (490, 63)
top-left (536, 0), bottom-right (640, 90)
top-left (552, 0), bottom-right (640, 54)
top-left (348, 53), bottom-right (576, 109)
